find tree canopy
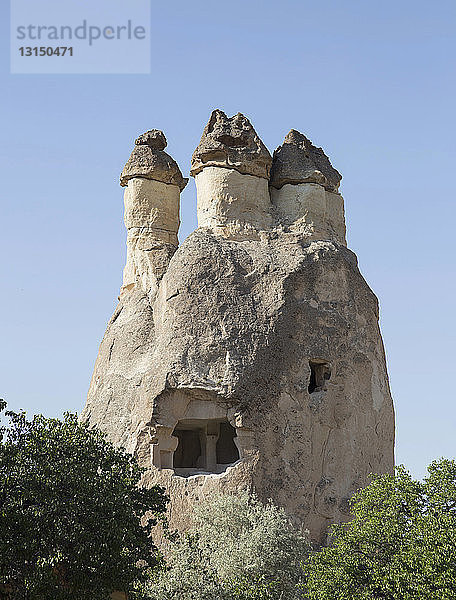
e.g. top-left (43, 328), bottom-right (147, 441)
top-left (0, 401), bottom-right (167, 600)
top-left (2, 396), bottom-right (454, 600)
top-left (304, 459), bottom-right (456, 600)
top-left (143, 492), bottom-right (309, 600)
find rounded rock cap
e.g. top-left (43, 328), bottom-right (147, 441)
top-left (190, 109), bottom-right (272, 179)
top-left (120, 129), bottom-right (188, 191)
top-left (270, 130), bottom-right (341, 192)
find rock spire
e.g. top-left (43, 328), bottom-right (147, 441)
top-left (120, 130), bottom-right (186, 300)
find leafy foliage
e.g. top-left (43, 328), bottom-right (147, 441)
top-left (0, 400), bottom-right (167, 600)
top-left (143, 492), bottom-right (309, 600)
top-left (304, 459), bottom-right (456, 600)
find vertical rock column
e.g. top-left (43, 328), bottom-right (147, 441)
top-left (120, 130), bottom-right (188, 300)
top-left (190, 110), bottom-right (273, 237)
top-left (270, 130), bottom-right (346, 245)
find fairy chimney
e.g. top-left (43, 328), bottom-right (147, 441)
top-left (120, 129), bottom-right (187, 301)
top-left (82, 111), bottom-right (394, 545)
top-left (190, 110), bottom-right (272, 236)
top-left (270, 129), bottom-right (346, 244)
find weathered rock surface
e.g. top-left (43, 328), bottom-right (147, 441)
top-left (135, 129), bottom-right (167, 150)
top-left (190, 110), bottom-right (272, 179)
top-left (120, 130), bottom-right (188, 191)
top-left (195, 167), bottom-right (272, 238)
top-left (120, 133), bottom-right (186, 302)
top-left (270, 183), bottom-right (346, 245)
top-left (83, 231), bottom-right (394, 543)
top-left (83, 114), bottom-right (394, 545)
top-left (270, 130), bottom-right (342, 192)
top-left (122, 178), bottom-right (181, 301)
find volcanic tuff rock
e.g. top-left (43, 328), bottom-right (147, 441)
top-left (135, 129), bottom-right (167, 150)
top-left (83, 111), bottom-right (394, 545)
top-left (120, 129), bottom-right (188, 190)
top-left (270, 129), bottom-right (342, 192)
top-left (190, 109), bottom-right (272, 179)
top-left (120, 131), bottom-right (188, 303)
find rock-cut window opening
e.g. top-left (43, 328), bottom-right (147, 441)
top-left (308, 360), bottom-right (331, 393)
top-left (173, 419), bottom-right (240, 476)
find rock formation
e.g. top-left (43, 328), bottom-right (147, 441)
top-left (191, 110), bottom-right (272, 237)
top-left (119, 130), bottom-right (187, 302)
top-left (269, 129), bottom-right (341, 192)
top-left (82, 110), bottom-right (394, 544)
top-left (269, 130), bottom-right (346, 245)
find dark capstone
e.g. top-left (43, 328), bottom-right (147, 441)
top-left (120, 129), bottom-right (187, 191)
top-left (190, 109), bottom-right (272, 179)
top-left (270, 129), bottom-right (341, 192)
top-left (135, 129), bottom-right (167, 150)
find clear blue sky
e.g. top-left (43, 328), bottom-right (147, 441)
top-left (1, 0), bottom-right (455, 479)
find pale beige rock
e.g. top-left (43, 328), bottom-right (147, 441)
top-left (83, 233), bottom-right (394, 545)
top-left (195, 167), bottom-right (272, 237)
top-left (121, 178), bottom-right (181, 301)
top-left (124, 177), bottom-right (180, 236)
top-left (270, 182), bottom-right (346, 245)
top-left (83, 118), bottom-right (394, 546)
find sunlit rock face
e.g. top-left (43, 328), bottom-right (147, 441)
top-left (82, 111), bottom-right (394, 545)
top-left (119, 131), bottom-right (187, 302)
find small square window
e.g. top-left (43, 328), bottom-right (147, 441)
top-left (308, 360), bottom-right (331, 393)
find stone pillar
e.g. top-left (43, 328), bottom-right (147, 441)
top-left (205, 421), bottom-right (220, 471)
top-left (269, 130), bottom-right (346, 245)
top-left (190, 110), bottom-right (272, 237)
top-left (150, 424), bottom-right (178, 470)
top-left (119, 130), bottom-right (188, 301)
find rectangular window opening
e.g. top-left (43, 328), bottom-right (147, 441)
top-left (308, 360), bottom-right (331, 394)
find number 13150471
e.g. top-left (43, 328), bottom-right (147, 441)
top-left (19, 47), bottom-right (73, 56)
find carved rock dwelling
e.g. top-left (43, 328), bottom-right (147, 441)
top-left (82, 110), bottom-right (395, 544)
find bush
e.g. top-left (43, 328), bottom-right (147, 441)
top-left (143, 492), bottom-right (309, 600)
top-left (304, 459), bottom-right (456, 599)
top-left (0, 401), bottom-right (168, 600)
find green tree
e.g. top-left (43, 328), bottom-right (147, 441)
top-left (143, 492), bottom-right (309, 600)
top-left (0, 400), bottom-right (167, 600)
top-left (304, 459), bottom-right (456, 599)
